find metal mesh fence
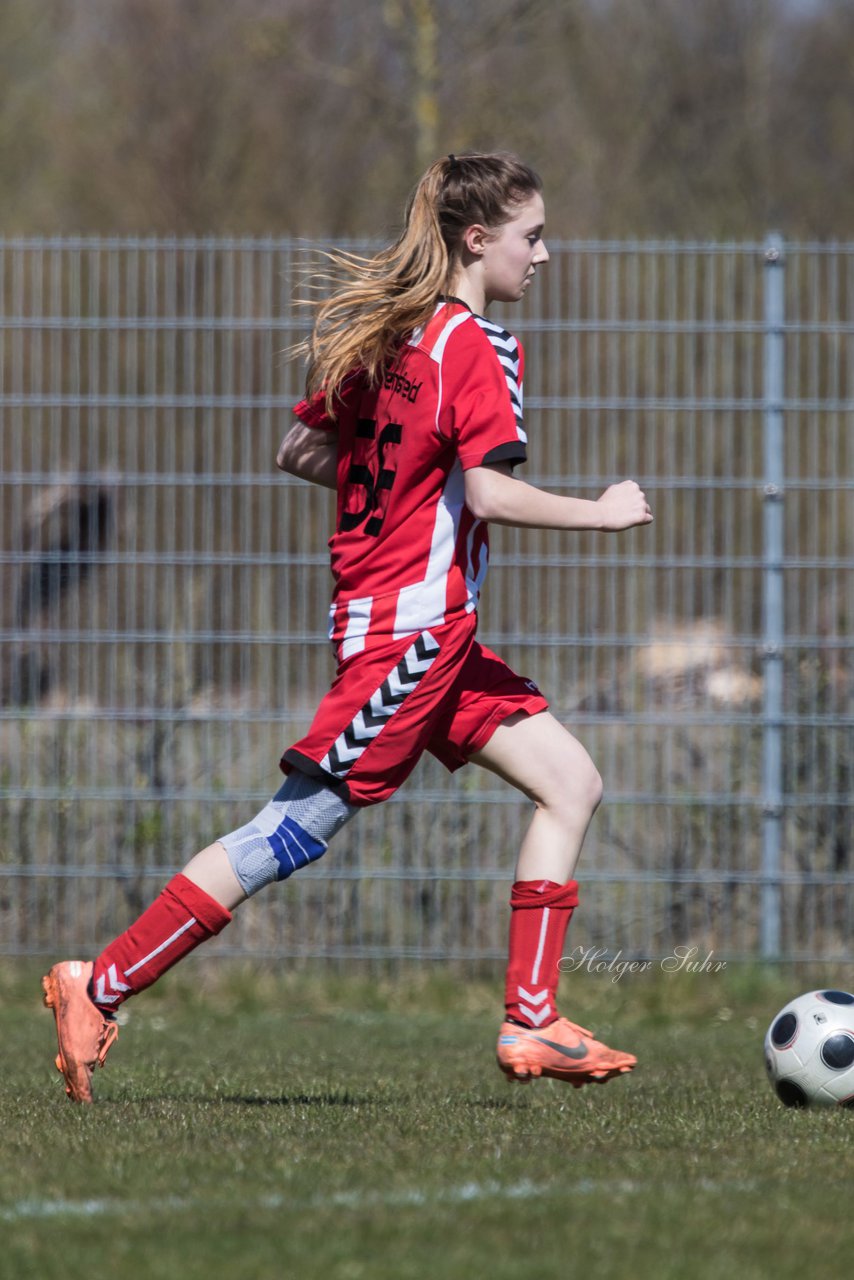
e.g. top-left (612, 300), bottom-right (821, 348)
top-left (0, 236), bottom-right (851, 964)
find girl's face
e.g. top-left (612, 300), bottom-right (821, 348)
top-left (479, 192), bottom-right (549, 305)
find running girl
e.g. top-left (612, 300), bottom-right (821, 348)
top-left (43, 152), bottom-right (652, 1102)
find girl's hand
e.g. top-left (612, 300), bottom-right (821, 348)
top-left (595, 480), bottom-right (653, 531)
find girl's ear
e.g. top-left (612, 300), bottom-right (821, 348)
top-left (462, 223), bottom-right (490, 257)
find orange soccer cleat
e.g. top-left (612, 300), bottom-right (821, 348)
top-left (41, 960), bottom-right (118, 1103)
top-left (496, 1016), bottom-right (637, 1087)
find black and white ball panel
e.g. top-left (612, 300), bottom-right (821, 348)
top-left (770, 1012), bottom-right (798, 1048)
top-left (820, 1032), bottom-right (854, 1071)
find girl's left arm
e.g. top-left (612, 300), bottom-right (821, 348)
top-left (464, 463), bottom-right (652, 532)
top-left (276, 420), bottom-right (338, 491)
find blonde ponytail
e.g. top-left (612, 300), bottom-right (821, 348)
top-left (300, 153), bottom-right (542, 417)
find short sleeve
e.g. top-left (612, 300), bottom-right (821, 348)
top-left (292, 371), bottom-right (365, 430)
top-left (441, 318), bottom-right (528, 471)
top-left (293, 390), bottom-right (337, 431)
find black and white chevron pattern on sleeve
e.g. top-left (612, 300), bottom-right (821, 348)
top-left (320, 631), bottom-right (441, 779)
top-left (474, 316), bottom-right (526, 443)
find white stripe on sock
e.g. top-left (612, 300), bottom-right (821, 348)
top-left (530, 907), bottom-right (550, 986)
top-left (123, 916), bottom-right (197, 977)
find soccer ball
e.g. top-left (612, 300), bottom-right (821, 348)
top-left (764, 989), bottom-right (854, 1108)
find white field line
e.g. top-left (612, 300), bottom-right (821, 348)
top-left (0, 1177), bottom-right (759, 1223)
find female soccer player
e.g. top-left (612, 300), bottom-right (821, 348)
top-left (43, 152), bottom-right (652, 1102)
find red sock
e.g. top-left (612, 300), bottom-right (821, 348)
top-left (504, 879), bottom-right (579, 1028)
top-left (91, 874), bottom-right (232, 1013)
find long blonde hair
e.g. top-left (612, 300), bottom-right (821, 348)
top-left (302, 152), bottom-right (542, 417)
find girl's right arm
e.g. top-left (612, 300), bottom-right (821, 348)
top-left (276, 420), bottom-right (338, 491)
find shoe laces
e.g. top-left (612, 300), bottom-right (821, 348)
top-left (96, 1019), bottom-right (119, 1067)
top-left (555, 1016), bottom-right (594, 1040)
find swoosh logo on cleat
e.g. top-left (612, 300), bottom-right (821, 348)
top-left (528, 1034), bottom-right (589, 1060)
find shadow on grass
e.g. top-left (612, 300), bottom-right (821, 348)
top-left (217, 1092), bottom-right (525, 1110)
top-left (221, 1092), bottom-right (378, 1107)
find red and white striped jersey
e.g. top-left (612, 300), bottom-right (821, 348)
top-left (293, 299), bottom-right (527, 657)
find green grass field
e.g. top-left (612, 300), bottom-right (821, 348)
top-left (2, 961), bottom-right (854, 1280)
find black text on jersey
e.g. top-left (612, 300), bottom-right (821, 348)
top-left (383, 370), bottom-right (422, 403)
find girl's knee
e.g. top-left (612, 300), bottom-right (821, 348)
top-left (585, 761), bottom-right (605, 814)
top-left (538, 748), bottom-right (603, 823)
top-left (567, 755), bottom-right (603, 819)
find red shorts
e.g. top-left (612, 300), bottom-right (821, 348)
top-left (281, 614), bottom-right (549, 806)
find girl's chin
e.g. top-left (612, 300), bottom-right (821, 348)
top-left (484, 286), bottom-right (527, 306)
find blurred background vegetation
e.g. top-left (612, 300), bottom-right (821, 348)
top-left (1, 0), bottom-right (854, 240)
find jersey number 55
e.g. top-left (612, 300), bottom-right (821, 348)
top-left (339, 418), bottom-right (403, 537)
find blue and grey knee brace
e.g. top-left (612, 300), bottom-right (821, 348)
top-left (218, 770), bottom-right (357, 897)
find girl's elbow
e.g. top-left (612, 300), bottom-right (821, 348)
top-left (464, 479), bottom-right (496, 521)
top-left (276, 438), bottom-right (298, 473)
top-left (468, 496), bottom-right (494, 521)
top-left (465, 464), bottom-right (515, 521)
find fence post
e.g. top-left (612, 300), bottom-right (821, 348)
top-left (760, 233), bottom-right (785, 959)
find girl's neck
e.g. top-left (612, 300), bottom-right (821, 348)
top-left (446, 264), bottom-right (488, 316)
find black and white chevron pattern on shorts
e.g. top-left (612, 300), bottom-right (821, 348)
top-left (320, 630), bottom-right (441, 780)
